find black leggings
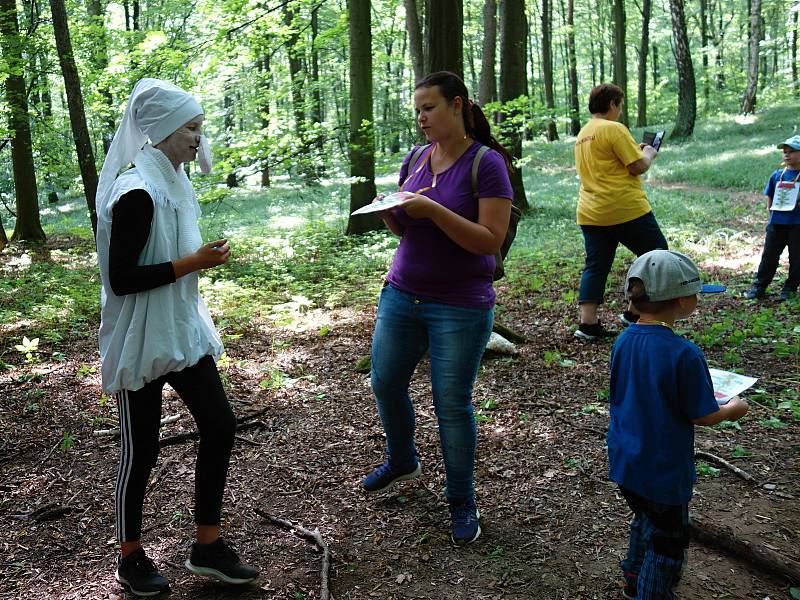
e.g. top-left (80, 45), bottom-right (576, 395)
top-left (114, 355), bottom-right (236, 542)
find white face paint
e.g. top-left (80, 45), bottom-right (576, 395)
top-left (198, 135), bottom-right (213, 174)
top-left (155, 115), bottom-right (204, 168)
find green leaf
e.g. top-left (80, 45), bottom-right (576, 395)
top-left (789, 587), bottom-right (800, 600)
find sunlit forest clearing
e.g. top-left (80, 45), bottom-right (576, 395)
top-left (2, 102), bottom-right (799, 598)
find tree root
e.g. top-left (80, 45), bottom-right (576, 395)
top-left (255, 508), bottom-right (332, 600)
top-left (690, 514), bottom-right (800, 584)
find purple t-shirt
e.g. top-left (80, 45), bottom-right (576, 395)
top-left (386, 142), bottom-right (513, 309)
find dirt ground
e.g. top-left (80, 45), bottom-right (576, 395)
top-left (2, 272), bottom-right (799, 600)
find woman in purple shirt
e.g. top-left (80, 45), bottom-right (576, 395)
top-left (361, 71), bottom-right (514, 545)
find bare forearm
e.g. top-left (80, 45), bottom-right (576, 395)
top-left (428, 204), bottom-right (503, 255)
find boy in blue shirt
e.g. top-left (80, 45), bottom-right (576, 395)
top-left (608, 250), bottom-right (749, 599)
top-left (744, 135), bottom-right (800, 301)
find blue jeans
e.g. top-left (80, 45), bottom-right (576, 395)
top-left (578, 212), bottom-right (668, 304)
top-left (619, 487), bottom-right (689, 599)
top-left (370, 284), bottom-right (493, 503)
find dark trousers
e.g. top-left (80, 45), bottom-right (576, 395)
top-left (619, 486), bottom-right (689, 600)
top-left (752, 223), bottom-right (800, 292)
top-left (114, 355), bottom-right (236, 542)
top-left (578, 212), bottom-right (668, 305)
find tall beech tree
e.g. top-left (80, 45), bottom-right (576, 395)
top-left (669, 0), bottom-right (696, 139)
top-left (611, 0), bottom-right (628, 126)
top-left (404, 0), bottom-right (424, 83)
top-left (346, 0), bottom-right (379, 235)
top-left (636, 0), bottom-right (652, 127)
top-left (50, 0), bottom-right (99, 235)
top-left (0, 0), bottom-right (45, 242)
top-left (478, 0), bottom-right (497, 107)
top-left (565, 0), bottom-right (579, 135)
top-left (424, 0), bottom-right (462, 77)
top-left (540, 0), bottom-right (558, 141)
top-left (499, 0), bottom-right (528, 210)
top-left (741, 0), bottom-right (762, 113)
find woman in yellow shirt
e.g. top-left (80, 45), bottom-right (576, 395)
top-left (573, 84), bottom-right (666, 340)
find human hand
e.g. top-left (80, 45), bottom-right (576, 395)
top-left (724, 396), bottom-right (749, 420)
top-left (195, 239), bottom-right (230, 268)
top-left (399, 193), bottom-right (440, 219)
top-left (641, 145), bottom-right (658, 160)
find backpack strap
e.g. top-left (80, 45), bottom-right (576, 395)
top-left (471, 145), bottom-right (491, 200)
top-left (410, 144), bottom-right (431, 171)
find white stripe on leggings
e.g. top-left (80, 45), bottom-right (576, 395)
top-left (115, 390), bottom-right (133, 542)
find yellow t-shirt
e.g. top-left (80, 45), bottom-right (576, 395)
top-left (574, 118), bottom-right (651, 226)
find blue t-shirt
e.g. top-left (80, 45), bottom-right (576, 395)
top-left (764, 167), bottom-right (800, 225)
top-left (607, 324), bottom-right (720, 505)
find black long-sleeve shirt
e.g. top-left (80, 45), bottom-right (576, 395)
top-left (108, 189), bottom-right (177, 296)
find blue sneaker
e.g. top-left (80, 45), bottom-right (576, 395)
top-left (362, 460), bottom-right (420, 494)
top-left (449, 499), bottom-right (481, 545)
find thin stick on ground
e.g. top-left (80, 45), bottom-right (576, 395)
top-left (695, 451), bottom-right (761, 485)
top-left (254, 507), bottom-right (332, 600)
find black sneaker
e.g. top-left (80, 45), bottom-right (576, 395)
top-left (574, 322), bottom-right (617, 341)
top-left (619, 311), bottom-right (640, 327)
top-left (115, 547), bottom-right (170, 597)
top-left (778, 289), bottom-right (797, 302)
top-left (361, 460), bottom-right (421, 494)
top-left (743, 287), bottom-right (765, 300)
top-left (185, 538), bottom-right (259, 584)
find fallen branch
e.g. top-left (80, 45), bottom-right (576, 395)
top-left (690, 514), bottom-right (800, 584)
top-left (695, 451), bottom-right (761, 485)
top-left (93, 413), bottom-right (181, 437)
top-left (159, 419), bottom-right (265, 447)
top-left (254, 508), bottom-right (331, 600)
top-left (492, 320), bottom-right (527, 344)
top-left (11, 503), bottom-right (73, 522)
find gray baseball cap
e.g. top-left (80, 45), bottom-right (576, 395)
top-left (777, 135), bottom-right (800, 151)
top-left (625, 249), bottom-right (726, 302)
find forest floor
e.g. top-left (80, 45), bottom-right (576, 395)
top-left (1, 183), bottom-right (799, 600)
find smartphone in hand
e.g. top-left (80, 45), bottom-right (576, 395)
top-left (642, 130), bottom-right (665, 152)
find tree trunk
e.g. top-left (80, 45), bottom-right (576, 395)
top-left (310, 6), bottom-right (324, 176)
top-left (346, 0), bottom-right (380, 235)
top-left (132, 0), bottom-right (139, 30)
top-left (85, 0), bottom-right (114, 153)
top-left (478, 0), bottom-right (497, 106)
top-left (499, 0), bottom-right (528, 210)
top-left (259, 54), bottom-right (271, 188)
top-left (699, 0), bottom-right (709, 107)
top-left (404, 0), bottom-right (424, 83)
top-left (635, 0), bottom-right (651, 128)
top-left (652, 43), bottom-right (658, 86)
top-left (611, 0), bottom-right (628, 126)
top-left (540, 0), bottom-right (558, 141)
top-left (793, 8), bottom-right (798, 97)
top-left (424, 0), bottom-right (463, 77)
top-left (0, 0), bottom-right (45, 242)
top-left (50, 0), bottom-right (98, 235)
top-left (668, 0), bottom-right (696, 139)
top-left (741, 0), bottom-right (762, 113)
top-left (283, 5), bottom-right (306, 141)
top-left (565, 0), bottom-right (579, 135)
top-left (0, 211), bottom-right (7, 249)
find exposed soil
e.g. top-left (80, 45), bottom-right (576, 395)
top-left (1, 191), bottom-right (798, 600)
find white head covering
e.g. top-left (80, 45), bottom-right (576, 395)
top-left (96, 78), bottom-right (210, 222)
